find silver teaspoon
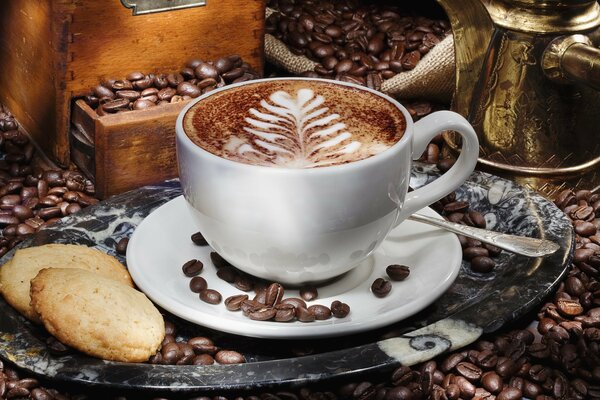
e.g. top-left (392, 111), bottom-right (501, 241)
top-left (408, 213), bottom-right (560, 257)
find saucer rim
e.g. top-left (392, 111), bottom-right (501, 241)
top-left (126, 196), bottom-right (462, 339)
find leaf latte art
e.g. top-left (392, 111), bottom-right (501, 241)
top-left (184, 80), bottom-right (406, 168)
top-left (229, 89), bottom-right (362, 167)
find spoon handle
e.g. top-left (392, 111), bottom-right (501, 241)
top-left (408, 213), bottom-right (560, 257)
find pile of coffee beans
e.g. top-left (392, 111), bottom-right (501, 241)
top-left (0, 106), bottom-right (96, 259)
top-left (84, 55), bottom-right (261, 115)
top-left (432, 190), bottom-right (502, 273)
top-left (181, 242), bottom-right (351, 323)
top-left (266, 0), bottom-right (450, 89)
top-left (148, 321), bottom-right (245, 366)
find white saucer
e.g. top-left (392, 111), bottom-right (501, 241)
top-left (127, 196), bottom-right (462, 339)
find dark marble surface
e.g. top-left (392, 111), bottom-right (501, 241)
top-left (0, 164), bottom-right (574, 394)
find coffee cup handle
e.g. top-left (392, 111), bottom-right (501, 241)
top-left (396, 111), bottom-right (479, 225)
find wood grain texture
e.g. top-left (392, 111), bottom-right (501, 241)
top-left (68, 1), bottom-right (265, 95)
top-left (0, 2), bottom-right (56, 158)
top-left (1, 0), bottom-right (266, 167)
top-left (72, 100), bottom-right (188, 199)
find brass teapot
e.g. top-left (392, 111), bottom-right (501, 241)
top-left (437, 0), bottom-right (600, 194)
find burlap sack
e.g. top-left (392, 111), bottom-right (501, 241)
top-left (264, 8), bottom-right (456, 102)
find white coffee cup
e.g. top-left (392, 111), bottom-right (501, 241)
top-left (176, 78), bottom-right (479, 284)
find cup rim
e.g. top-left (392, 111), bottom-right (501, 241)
top-left (175, 77), bottom-right (414, 175)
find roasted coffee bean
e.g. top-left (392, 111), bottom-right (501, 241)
top-left (371, 278), bottom-right (392, 297)
top-left (281, 297), bottom-right (307, 309)
top-left (195, 63), bottom-right (219, 80)
top-left (198, 78), bottom-right (218, 89)
top-left (386, 264), bottom-right (410, 281)
top-left (331, 300), bottom-right (350, 318)
top-left (12, 205), bottom-right (32, 221)
top-left (215, 350), bottom-right (245, 364)
top-left (189, 276), bottom-right (208, 293)
top-left (188, 336), bottom-right (216, 355)
top-left (190, 231), bottom-right (208, 246)
top-left (126, 71), bottom-right (144, 81)
top-left (116, 89), bottom-right (141, 101)
top-left (300, 286), bottom-right (318, 301)
top-left (16, 223), bottom-right (34, 236)
top-left (30, 388), bottom-right (53, 400)
top-left (133, 98), bottom-right (156, 110)
top-left (456, 361), bottom-right (482, 381)
top-left (471, 256), bottom-right (495, 273)
top-left (101, 98), bottom-right (130, 113)
top-left (296, 306), bottom-right (316, 322)
top-left (116, 237), bottom-right (129, 255)
top-left (158, 87), bottom-right (177, 101)
top-left (557, 298), bottom-right (583, 316)
top-left (308, 304), bottom-right (332, 320)
top-left (274, 304), bottom-right (296, 322)
top-left (265, 282), bottom-right (285, 306)
top-left (248, 306), bottom-right (277, 321)
top-left (199, 289), bottom-right (222, 304)
top-left (496, 387), bottom-right (522, 400)
top-left (192, 354), bottom-right (215, 365)
top-left (177, 82), bottom-right (202, 98)
top-left (210, 251), bottom-right (229, 268)
top-left (161, 342), bottom-right (183, 364)
top-left (133, 76), bottom-right (153, 90)
top-left (441, 352), bottom-right (466, 372)
top-left (225, 294), bottom-right (248, 311)
top-left (93, 85), bottom-right (115, 99)
top-left (234, 275), bottom-right (254, 292)
top-left (481, 371), bottom-right (502, 393)
top-left (217, 266), bottom-right (238, 283)
top-left (182, 259), bottom-right (203, 277)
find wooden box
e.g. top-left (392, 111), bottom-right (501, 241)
top-left (70, 99), bottom-right (189, 199)
top-left (0, 0), bottom-right (265, 166)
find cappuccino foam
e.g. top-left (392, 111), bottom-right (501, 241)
top-left (183, 80), bottom-right (406, 168)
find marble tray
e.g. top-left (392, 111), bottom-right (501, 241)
top-left (0, 164), bottom-right (574, 394)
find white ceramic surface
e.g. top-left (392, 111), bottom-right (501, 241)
top-left (176, 78), bottom-right (478, 284)
top-left (127, 196), bottom-right (462, 339)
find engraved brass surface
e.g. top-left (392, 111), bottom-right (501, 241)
top-left (121, 0), bottom-right (206, 15)
top-left (438, 0), bottom-right (600, 191)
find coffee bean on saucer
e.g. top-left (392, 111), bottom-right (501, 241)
top-left (281, 297), bottom-right (307, 309)
top-left (182, 259), bottom-right (203, 277)
top-left (210, 251), bottom-right (230, 268)
top-left (300, 286), bottom-right (318, 301)
top-left (265, 283), bottom-right (284, 306)
top-left (234, 275), bottom-right (254, 291)
top-left (199, 289), bottom-right (222, 304)
top-left (115, 237), bottom-right (129, 255)
top-left (371, 278), bottom-right (392, 297)
top-left (274, 304), bottom-right (296, 322)
top-left (331, 300), bottom-right (350, 318)
top-left (216, 266), bottom-right (237, 282)
top-left (308, 304), bottom-right (332, 320)
top-left (248, 306), bottom-right (277, 321)
top-left (189, 276), bottom-right (208, 293)
top-left (224, 294), bottom-right (248, 311)
top-left (386, 264), bottom-right (410, 281)
top-left (296, 306), bottom-right (316, 322)
top-left (191, 231), bottom-right (208, 246)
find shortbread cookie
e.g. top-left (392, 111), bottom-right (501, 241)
top-left (0, 243), bottom-right (133, 322)
top-left (31, 268), bottom-right (164, 363)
